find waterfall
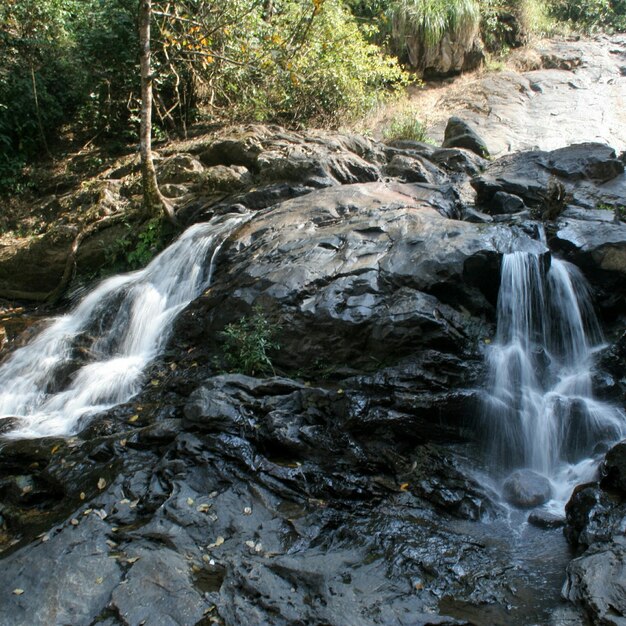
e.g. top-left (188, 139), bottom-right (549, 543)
top-left (0, 213), bottom-right (248, 439)
top-left (483, 251), bottom-right (625, 501)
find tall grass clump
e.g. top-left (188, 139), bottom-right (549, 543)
top-left (389, 0), bottom-right (480, 67)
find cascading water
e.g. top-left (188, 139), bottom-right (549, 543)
top-left (483, 250), bottom-right (625, 505)
top-left (0, 213), bottom-right (248, 439)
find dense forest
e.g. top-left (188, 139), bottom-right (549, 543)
top-left (1, 0), bottom-right (625, 196)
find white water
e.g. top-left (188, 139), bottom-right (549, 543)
top-left (483, 251), bottom-right (626, 505)
top-left (0, 213), bottom-right (248, 438)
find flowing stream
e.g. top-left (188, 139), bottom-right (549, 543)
top-left (0, 213), bottom-right (247, 439)
top-left (482, 249), bottom-right (626, 507)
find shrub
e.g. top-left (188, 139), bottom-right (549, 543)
top-left (382, 107), bottom-right (429, 142)
top-left (548, 0), bottom-right (626, 31)
top-left (221, 306), bottom-right (281, 376)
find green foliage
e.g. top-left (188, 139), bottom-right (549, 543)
top-left (479, 0), bottom-right (554, 52)
top-left (106, 217), bottom-right (174, 272)
top-left (221, 306), bottom-right (281, 376)
top-left (163, 0), bottom-right (409, 126)
top-left (548, 0), bottom-right (626, 31)
top-left (382, 107), bottom-right (429, 142)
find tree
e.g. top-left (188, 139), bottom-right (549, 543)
top-left (138, 0), bottom-right (176, 222)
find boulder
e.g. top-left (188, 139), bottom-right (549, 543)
top-left (442, 117), bottom-right (490, 159)
top-left (527, 509), bottom-right (566, 529)
top-left (490, 191), bottom-right (526, 215)
top-left (502, 469), bottom-right (553, 508)
top-left (175, 181), bottom-right (546, 372)
top-left (562, 538), bottom-right (626, 626)
top-left (473, 143), bottom-right (626, 211)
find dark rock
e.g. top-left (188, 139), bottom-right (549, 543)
top-left (490, 191), bottom-right (525, 215)
top-left (527, 509), bottom-right (566, 529)
top-left (473, 143), bottom-right (626, 212)
top-left (538, 143), bottom-right (624, 183)
top-left (0, 516), bottom-right (122, 626)
top-left (384, 153), bottom-right (447, 184)
top-left (552, 218), bottom-right (626, 277)
top-left (110, 548), bottom-right (208, 626)
top-left (562, 537), bottom-right (626, 626)
top-left (564, 482), bottom-right (624, 548)
top-left (502, 469), bottom-right (553, 508)
top-left (430, 148), bottom-right (489, 177)
top-left (442, 117), bottom-right (490, 159)
top-left (175, 181), bottom-right (546, 373)
top-left (602, 440), bottom-right (626, 493)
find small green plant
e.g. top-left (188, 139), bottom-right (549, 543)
top-left (382, 107), bottom-right (429, 142)
top-left (221, 306), bottom-right (281, 376)
top-left (126, 218), bottom-right (167, 268)
top-left (103, 217), bottom-right (174, 273)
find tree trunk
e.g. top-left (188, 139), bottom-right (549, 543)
top-left (139, 0), bottom-right (176, 223)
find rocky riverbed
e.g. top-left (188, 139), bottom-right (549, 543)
top-left (0, 40), bottom-right (625, 626)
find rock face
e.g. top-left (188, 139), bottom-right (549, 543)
top-left (563, 441), bottom-right (626, 624)
top-left (427, 36), bottom-right (626, 157)
top-left (1, 125), bottom-right (626, 625)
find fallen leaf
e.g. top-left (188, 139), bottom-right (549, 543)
top-left (128, 415), bottom-right (139, 423)
top-left (196, 503), bottom-right (211, 513)
top-left (187, 497), bottom-right (194, 506)
top-left (399, 482), bottom-right (410, 492)
top-left (50, 444), bottom-right (60, 455)
top-left (97, 478), bottom-right (107, 490)
top-left (119, 439), bottom-right (127, 447)
top-left (79, 492), bottom-right (86, 500)
top-left (95, 577), bottom-right (103, 585)
top-left (12, 589), bottom-right (24, 596)
top-left (70, 518), bottom-right (79, 526)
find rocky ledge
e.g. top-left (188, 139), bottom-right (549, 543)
top-left (0, 123), bottom-right (625, 625)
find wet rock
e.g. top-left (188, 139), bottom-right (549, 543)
top-left (602, 440), bottom-right (626, 493)
top-left (0, 516), bottom-right (122, 626)
top-left (553, 217), bottom-right (626, 277)
top-left (110, 548), bottom-right (208, 626)
top-left (564, 483), bottom-right (624, 548)
top-left (528, 509), bottom-right (566, 529)
top-left (176, 181), bottom-right (545, 373)
top-left (474, 143), bottom-right (626, 212)
top-left (562, 537), bottom-right (626, 626)
top-left (502, 469), bottom-right (553, 508)
top-left (490, 191), bottom-right (525, 215)
top-left (442, 117), bottom-right (489, 159)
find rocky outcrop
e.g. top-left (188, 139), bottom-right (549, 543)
top-left (3, 125), bottom-right (626, 625)
top-left (427, 36), bottom-right (626, 157)
top-left (563, 441), bottom-right (626, 624)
